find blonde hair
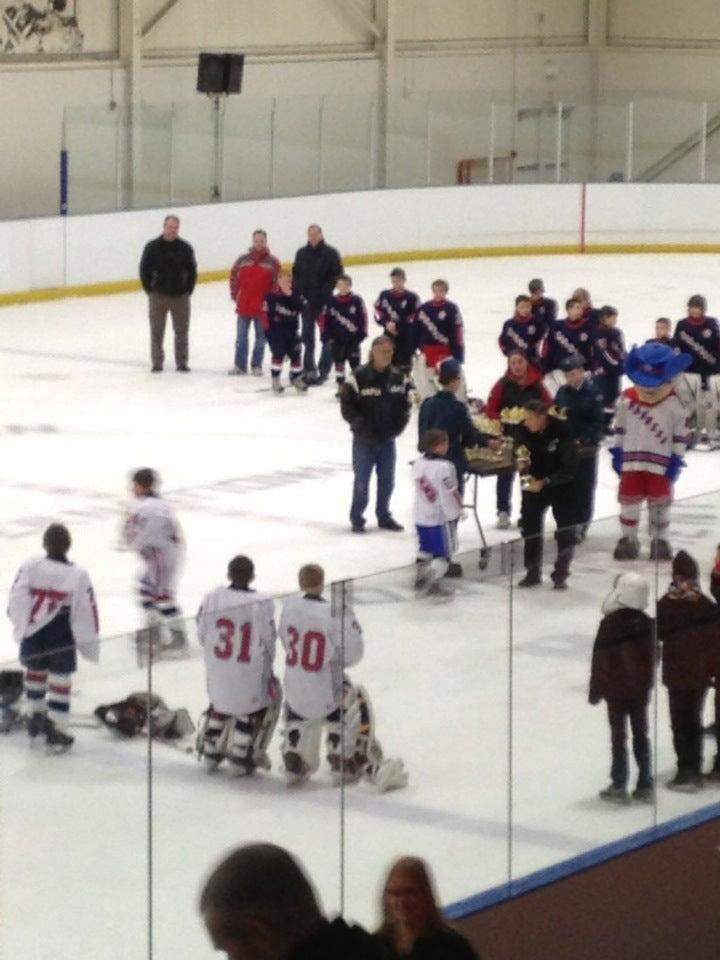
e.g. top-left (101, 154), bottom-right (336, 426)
top-left (376, 856), bottom-right (449, 940)
top-left (298, 564), bottom-right (324, 592)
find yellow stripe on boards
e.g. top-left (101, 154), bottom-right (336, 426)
top-left (2, 243), bottom-right (720, 308)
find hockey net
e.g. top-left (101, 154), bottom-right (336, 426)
top-left (456, 151), bottom-right (516, 185)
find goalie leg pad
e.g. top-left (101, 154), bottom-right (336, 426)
top-left (706, 375), bottom-right (720, 441)
top-left (196, 707), bottom-right (232, 769)
top-left (411, 353), bottom-right (438, 404)
top-left (282, 709), bottom-right (322, 781)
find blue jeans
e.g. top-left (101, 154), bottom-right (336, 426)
top-left (235, 315), bottom-right (266, 371)
top-left (350, 438), bottom-right (396, 526)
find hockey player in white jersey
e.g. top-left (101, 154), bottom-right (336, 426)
top-left (7, 524), bottom-right (99, 751)
top-left (279, 564), bottom-right (407, 791)
top-left (412, 429), bottom-right (463, 594)
top-left (196, 555), bottom-right (281, 775)
top-left (123, 468), bottom-right (187, 660)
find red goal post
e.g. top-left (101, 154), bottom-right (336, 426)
top-left (457, 151), bottom-right (517, 185)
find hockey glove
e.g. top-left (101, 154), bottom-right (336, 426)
top-left (609, 447), bottom-right (623, 476)
top-left (665, 453), bottom-right (686, 483)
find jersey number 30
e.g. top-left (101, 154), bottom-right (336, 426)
top-left (285, 627), bottom-right (325, 672)
top-left (214, 618), bottom-right (252, 662)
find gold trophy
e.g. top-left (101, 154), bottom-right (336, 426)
top-left (515, 444), bottom-right (534, 489)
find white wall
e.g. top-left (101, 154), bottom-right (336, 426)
top-left (3, 182), bottom-right (720, 299)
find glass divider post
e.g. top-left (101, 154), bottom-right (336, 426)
top-left (625, 100), bottom-right (634, 182)
top-left (555, 100), bottom-right (563, 183)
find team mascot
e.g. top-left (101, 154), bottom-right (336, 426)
top-left (611, 343), bottom-right (692, 561)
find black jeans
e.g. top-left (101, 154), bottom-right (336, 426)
top-left (301, 303), bottom-right (331, 377)
top-left (520, 484), bottom-right (576, 577)
top-left (607, 698), bottom-right (652, 790)
top-left (574, 450), bottom-right (598, 528)
top-left (668, 687), bottom-right (707, 775)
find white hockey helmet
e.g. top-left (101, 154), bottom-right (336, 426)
top-left (601, 572), bottom-right (650, 614)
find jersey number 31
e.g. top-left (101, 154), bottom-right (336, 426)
top-left (213, 618), bottom-right (252, 662)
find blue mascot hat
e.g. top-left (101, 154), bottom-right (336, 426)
top-left (624, 342), bottom-right (691, 388)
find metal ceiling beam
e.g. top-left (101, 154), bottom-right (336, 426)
top-left (142, 0), bottom-right (183, 38)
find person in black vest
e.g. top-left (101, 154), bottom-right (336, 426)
top-left (200, 843), bottom-right (385, 960)
top-left (292, 224), bottom-right (343, 385)
top-left (340, 336), bottom-right (410, 533)
top-left (514, 398), bottom-right (578, 589)
top-left (139, 214), bottom-right (197, 372)
top-left (554, 355), bottom-right (605, 542)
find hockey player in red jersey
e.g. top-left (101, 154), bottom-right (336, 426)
top-left (610, 344), bottom-right (692, 561)
top-left (7, 524), bottom-right (99, 751)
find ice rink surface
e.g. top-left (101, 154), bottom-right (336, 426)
top-left (2, 253), bottom-right (720, 959)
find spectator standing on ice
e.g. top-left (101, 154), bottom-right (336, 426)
top-left (292, 224), bottom-right (344, 385)
top-left (139, 214), bottom-right (196, 373)
top-left (228, 229), bottom-right (280, 376)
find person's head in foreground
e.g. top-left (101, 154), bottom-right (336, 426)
top-left (200, 843), bottom-right (322, 960)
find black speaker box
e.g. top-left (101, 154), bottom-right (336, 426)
top-left (197, 53), bottom-right (244, 95)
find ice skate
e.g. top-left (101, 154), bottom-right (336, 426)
top-left (496, 511), bottom-right (510, 530)
top-left (443, 561), bottom-right (463, 579)
top-left (413, 561), bottom-right (430, 591)
top-left (599, 784), bottom-right (631, 805)
top-left (271, 378), bottom-right (285, 394)
top-left (426, 580), bottom-right (454, 599)
top-left (27, 711), bottom-right (48, 739)
top-left (203, 753), bottom-right (222, 773)
top-left (227, 757), bottom-right (256, 777)
top-left (613, 537), bottom-right (639, 561)
top-left (291, 373), bottom-right (308, 393)
top-left (649, 538), bottom-right (672, 562)
top-left (45, 719), bottom-right (74, 753)
top-left (0, 706), bottom-right (24, 734)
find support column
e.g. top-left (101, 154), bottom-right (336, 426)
top-left (376, 0), bottom-right (396, 188)
top-left (587, 0), bottom-right (609, 182)
top-left (118, 0), bottom-right (143, 209)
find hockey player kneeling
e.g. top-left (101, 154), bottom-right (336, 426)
top-left (195, 556), bottom-right (281, 776)
top-left (278, 564), bottom-right (407, 792)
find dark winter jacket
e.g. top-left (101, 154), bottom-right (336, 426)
top-left (555, 377), bottom-right (606, 448)
top-left (484, 364), bottom-right (552, 433)
top-left (287, 917), bottom-right (388, 960)
top-left (513, 414), bottom-right (578, 487)
top-left (340, 362), bottom-right (410, 446)
top-left (139, 236), bottom-right (196, 297)
top-left (292, 240), bottom-right (344, 308)
top-left (374, 928), bottom-right (480, 960)
top-left (656, 588), bottom-right (720, 690)
top-left (589, 608), bottom-right (655, 703)
top-left (418, 390), bottom-right (489, 480)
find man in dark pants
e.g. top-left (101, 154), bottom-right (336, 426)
top-left (292, 224), bottom-right (343, 384)
top-left (139, 214), bottom-right (197, 372)
top-left (514, 398), bottom-right (578, 589)
top-left (555, 355), bottom-right (605, 542)
top-left (340, 336), bottom-right (410, 533)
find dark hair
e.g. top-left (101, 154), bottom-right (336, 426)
top-left (132, 468), bottom-right (157, 490)
top-left (199, 844), bottom-right (322, 947)
top-left (163, 214), bottom-right (179, 226)
top-left (43, 523), bottom-right (71, 557)
top-left (688, 294), bottom-right (707, 311)
top-left (252, 229), bottom-right (267, 239)
top-left (338, 274), bottom-right (352, 285)
top-left (600, 304), bottom-right (618, 318)
top-left (376, 856), bottom-right (451, 942)
top-left (228, 555), bottom-right (254, 588)
top-left (372, 335), bottom-right (393, 349)
top-left (431, 279), bottom-right (449, 292)
top-left (565, 297), bottom-right (581, 311)
top-left (390, 267), bottom-right (406, 279)
top-left (656, 317), bottom-right (671, 327)
top-left (524, 398), bottom-right (551, 414)
top-left (507, 348), bottom-right (528, 361)
top-left (528, 278), bottom-right (544, 293)
top-left (515, 294), bottom-right (531, 306)
top-left (421, 429), bottom-right (449, 452)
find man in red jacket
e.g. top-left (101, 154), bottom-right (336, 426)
top-left (228, 230), bottom-right (281, 376)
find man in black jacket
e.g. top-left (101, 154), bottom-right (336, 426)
top-left (514, 398), bottom-right (578, 589)
top-left (200, 842), bottom-right (385, 960)
top-left (139, 214), bottom-right (197, 372)
top-left (340, 335), bottom-right (410, 533)
top-left (292, 224), bottom-right (343, 384)
top-left (554, 355), bottom-right (605, 542)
